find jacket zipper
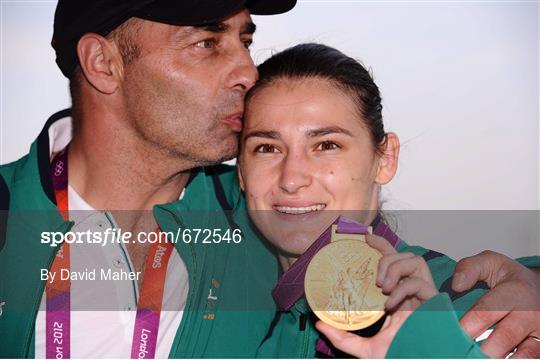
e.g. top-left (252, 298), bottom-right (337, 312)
top-left (300, 314), bottom-right (311, 358)
top-left (163, 210), bottom-right (198, 358)
top-left (171, 243), bottom-right (197, 357)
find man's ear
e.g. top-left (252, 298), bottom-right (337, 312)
top-left (76, 33), bottom-right (124, 94)
top-left (374, 132), bottom-right (400, 185)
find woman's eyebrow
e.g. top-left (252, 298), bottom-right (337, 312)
top-left (307, 126), bottom-right (354, 137)
top-left (243, 130), bottom-right (281, 140)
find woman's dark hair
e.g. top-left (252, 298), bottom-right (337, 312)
top-left (246, 43), bottom-right (387, 155)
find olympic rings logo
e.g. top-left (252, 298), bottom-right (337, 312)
top-left (54, 160), bottom-right (65, 177)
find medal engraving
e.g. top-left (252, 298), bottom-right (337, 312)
top-left (305, 237), bottom-right (386, 331)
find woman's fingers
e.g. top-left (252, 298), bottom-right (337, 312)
top-left (316, 312), bottom-right (416, 358)
top-left (381, 255), bottom-right (435, 294)
top-left (385, 277), bottom-right (438, 311)
top-left (376, 252), bottom-right (415, 287)
top-left (315, 321), bottom-right (372, 358)
top-left (367, 234), bottom-right (397, 256)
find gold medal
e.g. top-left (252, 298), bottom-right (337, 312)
top-left (305, 225), bottom-right (386, 331)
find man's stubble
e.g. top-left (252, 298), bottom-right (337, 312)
top-left (122, 62), bottom-right (243, 168)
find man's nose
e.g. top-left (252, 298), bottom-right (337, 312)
top-left (278, 153), bottom-right (312, 194)
top-left (227, 45), bottom-right (258, 92)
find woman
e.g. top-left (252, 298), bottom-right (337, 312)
top-left (237, 43), bottom-right (487, 358)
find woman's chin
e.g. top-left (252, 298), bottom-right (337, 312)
top-left (250, 209), bottom-right (336, 259)
top-left (273, 235), bottom-right (318, 260)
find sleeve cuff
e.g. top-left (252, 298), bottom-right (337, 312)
top-left (386, 293), bottom-right (488, 358)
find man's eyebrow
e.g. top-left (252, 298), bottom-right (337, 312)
top-left (193, 21), bottom-right (256, 35)
top-left (195, 22), bottom-right (231, 33)
top-left (243, 130), bottom-right (281, 140)
top-left (307, 126), bottom-right (354, 137)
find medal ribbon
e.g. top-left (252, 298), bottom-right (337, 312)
top-left (46, 146), bottom-right (174, 359)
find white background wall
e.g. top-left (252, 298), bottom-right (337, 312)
top-left (1, 0), bottom-right (539, 259)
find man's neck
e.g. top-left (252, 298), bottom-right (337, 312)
top-left (66, 115), bottom-right (193, 212)
top-left (68, 144), bottom-right (189, 211)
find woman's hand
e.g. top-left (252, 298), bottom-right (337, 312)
top-left (315, 235), bottom-right (439, 358)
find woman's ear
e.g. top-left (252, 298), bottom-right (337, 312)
top-left (237, 161), bottom-right (246, 191)
top-left (375, 132), bottom-right (400, 185)
top-left (76, 33), bottom-right (124, 94)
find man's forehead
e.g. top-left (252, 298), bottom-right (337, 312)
top-left (180, 9), bottom-right (255, 35)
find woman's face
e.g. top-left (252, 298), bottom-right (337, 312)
top-left (238, 77), bottom-right (398, 259)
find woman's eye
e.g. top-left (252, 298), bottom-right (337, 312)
top-left (316, 141), bottom-right (340, 151)
top-left (195, 39), bottom-right (216, 49)
top-left (254, 144), bottom-right (279, 153)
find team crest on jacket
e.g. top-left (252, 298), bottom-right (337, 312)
top-left (203, 278), bottom-right (220, 320)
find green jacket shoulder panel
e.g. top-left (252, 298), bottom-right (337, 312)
top-left (516, 255), bottom-right (540, 268)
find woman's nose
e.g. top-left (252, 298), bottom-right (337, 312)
top-left (278, 153), bottom-right (312, 194)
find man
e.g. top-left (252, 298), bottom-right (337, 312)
top-left (0, 1), bottom-right (296, 357)
top-left (0, 0), bottom-right (538, 358)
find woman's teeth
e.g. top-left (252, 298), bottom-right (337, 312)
top-left (274, 204), bottom-right (326, 214)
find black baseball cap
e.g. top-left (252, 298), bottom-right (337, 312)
top-left (52, 0), bottom-right (297, 78)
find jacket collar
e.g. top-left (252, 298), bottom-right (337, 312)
top-left (36, 109), bottom-right (72, 206)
